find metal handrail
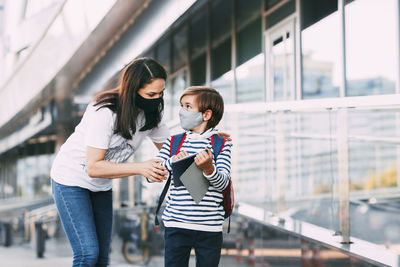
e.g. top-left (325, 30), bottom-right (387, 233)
top-left (223, 94), bottom-right (400, 113)
top-left (236, 130), bottom-right (400, 144)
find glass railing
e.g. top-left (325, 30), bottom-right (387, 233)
top-left (135, 94), bottom-right (400, 265)
top-left (221, 97), bottom-right (400, 258)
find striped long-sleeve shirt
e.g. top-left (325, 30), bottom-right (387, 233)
top-left (156, 128), bottom-right (231, 232)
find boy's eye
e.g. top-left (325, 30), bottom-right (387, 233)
top-left (180, 103), bottom-right (191, 109)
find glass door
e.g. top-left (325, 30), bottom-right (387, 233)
top-left (266, 18), bottom-right (296, 101)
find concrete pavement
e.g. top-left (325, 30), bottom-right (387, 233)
top-left (0, 238), bottom-right (275, 267)
top-left (0, 235), bottom-right (357, 267)
top-left (0, 236), bottom-right (165, 267)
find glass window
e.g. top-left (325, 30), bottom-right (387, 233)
top-left (156, 39), bottom-right (171, 74)
top-left (190, 9), bottom-right (207, 86)
top-left (171, 70), bottom-right (187, 119)
top-left (266, 21), bottom-right (295, 101)
top-left (265, 0), bottom-right (284, 11)
top-left (212, 70), bottom-right (234, 104)
top-left (236, 0), bottom-right (262, 103)
top-left (190, 54), bottom-right (206, 86)
top-left (265, 0), bottom-right (295, 30)
top-left (17, 153), bottom-right (54, 198)
top-left (211, 0), bottom-right (233, 104)
top-left (345, 0), bottom-right (397, 96)
top-left (211, 0), bottom-right (232, 81)
top-left (163, 81), bottom-right (173, 121)
top-left (237, 17), bottom-right (262, 67)
top-left (211, 0), bottom-right (231, 44)
top-left (301, 0), bottom-right (340, 99)
top-left (236, 54), bottom-right (264, 103)
top-left (172, 25), bottom-right (188, 73)
top-left (190, 9), bottom-right (207, 60)
top-left (236, 0), bottom-right (260, 29)
top-left (212, 38), bottom-right (231, 80)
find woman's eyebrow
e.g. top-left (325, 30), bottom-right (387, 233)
top-left (148, 88), bottom-right (165, 94)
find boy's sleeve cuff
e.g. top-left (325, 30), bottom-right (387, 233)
top-left (165, 158), bottom-right (173, 172)
top-left (203, 165), bottom-right (217, 179)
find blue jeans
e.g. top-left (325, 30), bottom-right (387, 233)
top-left (52, 179), bottom-right (113, 267)
top-left (164, 227), bottom-right (223, 267)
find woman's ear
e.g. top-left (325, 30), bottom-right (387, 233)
top-left (203, 109), bottom-right (212, 121)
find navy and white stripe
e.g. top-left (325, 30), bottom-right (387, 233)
top-left (156, 128), bottom-right (231, 232)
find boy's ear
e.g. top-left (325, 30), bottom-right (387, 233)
top-left (203, 109), bottom-right (212, 121)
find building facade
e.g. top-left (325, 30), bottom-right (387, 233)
top-left (1, 0), bottom-right (400, 265)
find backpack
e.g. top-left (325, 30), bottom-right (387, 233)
top-left (154, 133), bottom-right (234, 233)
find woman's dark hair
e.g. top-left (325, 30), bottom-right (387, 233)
top-left (93, 57), bottom-right (167, 139)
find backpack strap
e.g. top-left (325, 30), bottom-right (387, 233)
top-left (154, 175), bottom-right (171, 226)
top-left (211, 134), bottom-right (232, 233)
top-left (155, 133), bottom-right (186, 226)
top-left (210, 134), bottom-right (225, 160)
top-left (170, 133), bottom-right (186, 156)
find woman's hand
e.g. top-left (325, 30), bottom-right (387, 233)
top-left (172, 151), bottom-right (189, 162)
top-left (216, 130), bottom-right (232, 143)
top-left (194, 148), bottom-right (214, 175)
top-left (138, 159), bottom-right (168, 182)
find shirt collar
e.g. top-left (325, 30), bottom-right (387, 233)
top-left (186, 128), bottom-right (217, 140)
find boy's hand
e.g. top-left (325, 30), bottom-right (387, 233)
top-left (172, 150), bottom-right (189, 162)
top-left (194, 148), bottom-right (214, 175)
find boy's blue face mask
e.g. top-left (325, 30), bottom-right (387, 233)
top-left (179, 108), bottom-right (203, 131)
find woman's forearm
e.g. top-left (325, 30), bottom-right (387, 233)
top-left (86, 161), bottom-right (142, 179)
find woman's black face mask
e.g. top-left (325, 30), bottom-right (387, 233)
top-left (135, 93), bottom-right (163, 113)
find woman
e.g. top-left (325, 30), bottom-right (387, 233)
top-left (50, 58), bottom-right (170, 266)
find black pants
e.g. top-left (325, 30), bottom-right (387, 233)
top-left (164, 227), bottom-right (223, 267)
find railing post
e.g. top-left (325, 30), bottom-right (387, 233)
top-left (337, 108), bottom-right (350, 244)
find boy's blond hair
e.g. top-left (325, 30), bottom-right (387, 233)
top-left (180, 86), bottom-right (224, 129)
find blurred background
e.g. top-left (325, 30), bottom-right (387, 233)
top-left (0, 0), bottom-right (399, 266)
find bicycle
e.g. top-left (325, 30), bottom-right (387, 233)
top-left (117, 205), bottom-right (164, 265)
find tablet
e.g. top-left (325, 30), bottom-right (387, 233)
top-left (171, 154), bottom-right (196, 187)
top-left (179, 162), bottom-right (209, 204)
top-left (171, 154), bottom-right (209, 203)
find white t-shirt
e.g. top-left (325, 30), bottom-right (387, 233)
top-left (50, 102), bottom-right (170, 192)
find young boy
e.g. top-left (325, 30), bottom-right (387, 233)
top-left (155, 86), bottom-right (231, 267)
